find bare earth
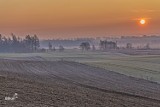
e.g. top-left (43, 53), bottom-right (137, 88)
top-left (0, 59), bottom-right (160, 107)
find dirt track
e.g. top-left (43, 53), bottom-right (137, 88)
top-left (0, 59), bottom-right (160, 107)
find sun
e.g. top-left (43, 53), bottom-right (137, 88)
top-left (140, 19), bottom-right (146, 25)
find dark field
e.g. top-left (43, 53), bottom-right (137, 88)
top-left (0, 59), bottom-right (160, 107)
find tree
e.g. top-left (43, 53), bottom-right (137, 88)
top-left (48, 42), bottom-right (52, 50)
top-left (92, 45), bottom-right (96, 51)
top-left (145, 43), bottom-right (150, 49)
top-left (53, 47), bottom-right (56, 51)
top-left (11, 33), bottom-right (19, 51)
top-left (126, 43), bottom-right (132, 49)
top-left (99, 40), bottom-right (117, 50)
top-left (0, 34), bottom-right (2, 43)
top-left (0, 34), bottom-right (40, 53)
top-left (33, 35), bottom-right (40, 51)
top-left (25, 35), bottom-right (32, 51)
top-left (59, 45), bottom-right (64, 52)
top-left (80, 42), bottom-right (91, 51)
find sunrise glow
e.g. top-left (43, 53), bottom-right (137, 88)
top-left (0, 0), bottom-right (159, 38)
top-left (140, 19), bottom-right (146, 25)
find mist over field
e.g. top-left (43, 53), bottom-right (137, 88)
top-left (40, 35), bottom-right (160, 49)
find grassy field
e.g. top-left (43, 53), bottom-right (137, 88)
top-left (0, 50), bottom-right (160, 83)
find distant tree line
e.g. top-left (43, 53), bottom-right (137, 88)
top-left (41, 38), bottom-right (95, 48)
top-left (99, 40), bottom-right (117, 50)
top-left (47, 42), bottom-right (64, 52)
top-left (80, 42), bottom-right (91, 51)
top-left (0, 34), bottom-right (40, 53)
top-left (79, 40), bottom-right (117, 51)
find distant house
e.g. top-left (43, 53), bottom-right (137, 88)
top-left (99, 40), bottom-right (117, 50)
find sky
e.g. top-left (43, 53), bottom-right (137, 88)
top-left (0, 0), bottom-right (160, 39)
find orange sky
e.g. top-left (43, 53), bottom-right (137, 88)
top-left (0, 0), bottom-right (160, 39)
